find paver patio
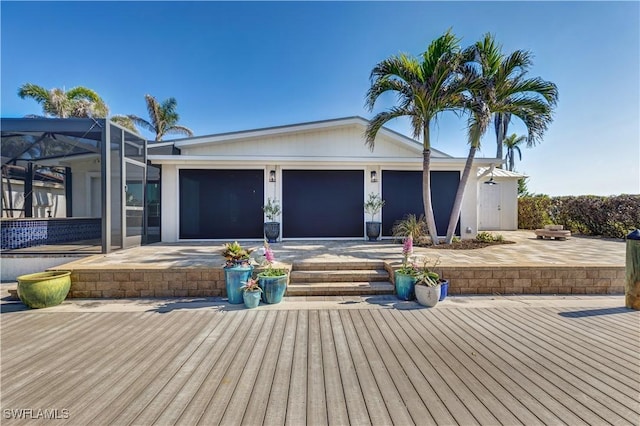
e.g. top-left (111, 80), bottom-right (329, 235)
top-left (1, 295), bottom-right (638, 425)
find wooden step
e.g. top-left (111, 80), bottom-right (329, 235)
top-left (286, 281), bottom-right (394, 296)
top-left (289, 269), bottom-right (389, 283)
top-left (292, 261), bottom-right (386, 271)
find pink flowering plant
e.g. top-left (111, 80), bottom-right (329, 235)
top-left (241, 278), bottom-right (262, 293)
top-left (397, 234), bottom-right (416, 274)
top-left (258, 241), bottom-right (288, 277)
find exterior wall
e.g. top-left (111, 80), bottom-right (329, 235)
top-left (66, 157), bottom-right (101, 217)
top-left (1, 254), bottom-right (87, 281)
top-left (2, 179), bottom-right (66, 218)
top-left (161, 164), bottom-right (179, 242)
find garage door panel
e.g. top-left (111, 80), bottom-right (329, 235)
top-left (382, 170), bottom-right (460, 237)
top-left (179, 169), bottom-right (264, 239)
top-left (283, 170), bottom-right (364, 238)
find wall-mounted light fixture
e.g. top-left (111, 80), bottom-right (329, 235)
top-left (484, 169), bottom-right (497, 185)
top-left (269, 170), bottom-right (276, 183)
top-left (370, 170), bottom-right (378, 183)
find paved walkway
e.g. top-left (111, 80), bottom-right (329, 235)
top-left (1, 295), bottom-right (638, 425)
top-left (54, 231), bottom-right (625, 270)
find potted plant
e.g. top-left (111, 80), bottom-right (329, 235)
top-left (262, 198), bottom-right (281, 243)
top-left (221, 241), bottom-right (254, 304)
top-left (364, 192), bottom-right (385, 241)
top-left (241, 278), bottom-right (262, 309)
top-left (394, 234), bottom-right (417, 301)
top-left (413, 257), bottom-right (442, 307)
top-left (256, 241), bottom-right (288, 304)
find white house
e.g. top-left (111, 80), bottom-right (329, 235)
top-left (149, 116), bottom-right (522, 242)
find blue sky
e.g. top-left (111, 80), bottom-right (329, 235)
top-left (1, 1), bottom-right (638, 196)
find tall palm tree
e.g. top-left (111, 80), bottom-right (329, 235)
top-left (503, 133), bottom-right (527, 171)
top-left (444, 33), bottom-right (558, 244)
top-left (365, 30), bottom-right (470, 245)
top-left (118, 94), bottom-right (193, 141)
top-left (18, 83), bottom-right (109, 118)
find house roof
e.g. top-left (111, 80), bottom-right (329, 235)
top-left (477, 167), bottom-right (527, 179)
top-left (168, 116), bottom-right (452, 158)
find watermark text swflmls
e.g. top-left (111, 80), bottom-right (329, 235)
top-left (3, 408), bottom-right (70, 420)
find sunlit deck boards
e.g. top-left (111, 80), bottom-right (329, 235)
top-left (1, 303), bottom-right (639, 425)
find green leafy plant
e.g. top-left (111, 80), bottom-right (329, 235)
top-left (475, 231), bottom-right (503, 243)
top-left (414, 256), bottom-right (441, 287)
top-left (263, 198), bottom-right (281, 222)
top-left (364, 192), bottom-right (385, 222)
top-left (221, 241), bottom-right (254, 267)
top-left (392, 214), bottom-right (428, 241)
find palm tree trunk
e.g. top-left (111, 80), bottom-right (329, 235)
top-left (422, 126), bottom-right (440, 246)
top-left (494, 113), bottom-right (510, 163)
top-left (444, 145), bottom-right (477, 244)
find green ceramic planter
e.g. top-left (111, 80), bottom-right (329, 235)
top-left (17, 271), bottom-right (71, 309)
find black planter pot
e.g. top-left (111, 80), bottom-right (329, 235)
top-left (366, 221), bottom-right (382, 241)
top-left (264, 222), bottom-right (280, 243)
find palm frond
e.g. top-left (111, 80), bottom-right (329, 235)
top-left (164, 125), bottom-right (194, 137)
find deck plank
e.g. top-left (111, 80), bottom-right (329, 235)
top-left (318, 310), bottom-right (349, 425)
top-left (306, 310), bottom-right (328, 426)
top-left (285, 310), bottom-right (308, 425)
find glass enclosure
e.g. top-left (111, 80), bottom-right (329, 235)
top-left (0, 118), bottom-right (154, 254)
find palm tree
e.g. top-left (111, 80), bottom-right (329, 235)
top-left (17, 83), bottom-right (109, 118)
top-left (117, 94), bottom-right (193, 141)
top-left (503, 133), bottom-right (527, 171)
top-left (444, 33), bottom-right (558, 244)
top-left (365, 30), bottom-right (470, 245)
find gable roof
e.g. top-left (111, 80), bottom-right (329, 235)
top-left (170, 116), bottom-right (452, 158)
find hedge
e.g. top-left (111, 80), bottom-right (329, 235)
top-left (518, 194), bottom-right (640, 239)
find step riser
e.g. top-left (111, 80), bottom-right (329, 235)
top-left (290, 271), bottom-right (389, 283)
top-left (292, 262), bottom-right (385, 271)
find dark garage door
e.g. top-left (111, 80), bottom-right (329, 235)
top-left (283, 170), bottom-right (364, 238)
top-left (179, 169), bottom-right (264, 239)
top-left (382, 170), bottom-right (460, 237)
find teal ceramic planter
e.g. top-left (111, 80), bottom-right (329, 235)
top-left (17, 271), bottom-right (71, 309)
top-left (394, 271), bottom-right (417, 301)
top-left (224, 265), bottom-right (254, 304)
top-left (258, 274), bottom-right (287, 304)
top-left (243, 290), bottom-right (261, 309)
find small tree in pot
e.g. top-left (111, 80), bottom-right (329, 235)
top-left (263, 198), bottom-right (281, 243)
top-left (364, 192), bottom-right (385, 241)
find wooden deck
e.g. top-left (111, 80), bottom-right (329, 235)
top-left (1, 301), bottom-right (639, 425)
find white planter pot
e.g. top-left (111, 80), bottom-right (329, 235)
top-left (415, 284), bottom-right (441, 307)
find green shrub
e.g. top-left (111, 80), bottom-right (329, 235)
top-left (519, 194), bottom-right (640, 239)
top-left (518, 195), bottom-right (552, 229)
top-left (475, 231), bottom-right (503, 243)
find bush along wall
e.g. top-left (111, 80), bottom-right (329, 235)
top-left (518, 194), bottom-right (640, 239)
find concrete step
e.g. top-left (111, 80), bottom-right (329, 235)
top-left (289, 269), bottom-right (389, 283)
top-left (286, 281), bottom-right (394, 296)
top-left (292, 261), bottom-right (386, 271)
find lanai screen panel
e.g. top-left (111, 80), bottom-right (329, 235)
top-left (382, 170), bottom-right (460, 237)
top-left (179, 169), bottom-right (264, 239)
top-left (282, 170), bottom-right (364, 238)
